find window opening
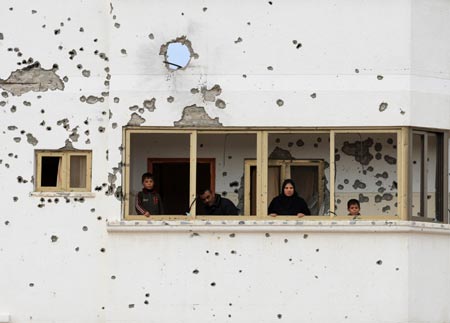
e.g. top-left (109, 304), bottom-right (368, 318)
top-left (334, 132), bottom-right (398, 216)
top-left (41, 156), bottom-right (61, 187)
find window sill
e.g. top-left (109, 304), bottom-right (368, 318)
top-left (30, 192), bottom-right (96, 198)
top-left (107, 220), bottom-right (450, 234)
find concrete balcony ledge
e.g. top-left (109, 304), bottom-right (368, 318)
top-left (107, 219), bottom-right (450, 234)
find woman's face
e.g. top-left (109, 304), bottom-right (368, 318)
top-left (283, 183), bottom-right (294, 197)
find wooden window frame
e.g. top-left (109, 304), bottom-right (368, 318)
top-left (35, 150), bottom-right (92, 192)
top-left (123, 127), bottom-right (449, 223)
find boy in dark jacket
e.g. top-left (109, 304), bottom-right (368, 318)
top-left (135, 172), bottom-right (164, 216)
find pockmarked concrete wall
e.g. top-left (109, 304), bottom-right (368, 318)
top-left (1, 1), bottom-right (450, 323)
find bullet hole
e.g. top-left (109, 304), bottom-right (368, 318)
top-left (375, 172), bottom-right (388, 179)
top-left (222, 191), bottom-right (228, 196)
top-left (214, 252), bottom-right (219, 256)
top-left (377, 75), bottom-right (384, 80)
top-left (63, 76), bottom-right (68, 82)
top-left (267, 66), bottom-right (273, 71)
top-left (82, 70), bottom-right (91, 77)
top-left (395, 268), bottom-right (399, 271)
top-left (143, 98), bottom-right (156, 112)
top-left (384, 155), bottom-right (396, 165)
top-left (210, 282), bottom-right (216, 287)
top-left (50, 235), bottom-right (58, 242)
top-left (54, 29), bottom-right (61, 35)
top-left (46, 126), bottom-right (52, 131)
top-left (343, 179), bottom-right (349, 185)
top-left (314, 275), bottom-right (319, 279)
top-left (98, 127), bottom-right (105, 133)
top-left (358, 193), bottom-right (369, 203)
top-left (379, 102), bottom-right (388, 112)
top-left (82, 226), bottom-right (88, 231)
top-left (13, 196), bottom-right (18, 202)
top-left (382, 206), bottom-right (391, 212)
top-left (310, 93), bottom-right (317, 99)
top-left (68, 49), bottom-right (77, 59)
top-left (75, 247), bottom-right (79, 252)
top-left (5, 220), bottom-right (10, 225)
top-left (100, 248), bottom-right (106, 253)
top-left (367, 166), bottom-right (374, 172)
top-left (229, 181), bottom-right (239, 188)
top-left (337, 184), bottom-right (344, 190)
top-left (114, 23), bottom-right (120, 28)
top-left (375, 143), bottom-right (382, 151)
top-left (352, 180), bottom-right (366, 190)
top-left (277, 314), bottom-right (282, 319)
top-left (234, 37), bottom-right (243, 44)
top-left (215, 99), bottom-right (226, 109)
top-left (148, 33), bottom-right (154, 40)
top-left (376, 260), bottom-right (383, 265)
top-left (354, 68), bottom-right (359, 73)
top-left (239, 270), bottom-right (242, 273)
top-left (284, 238), bottom-right (288, 243)
top-left (128, 304), bottom-right (134, 308)
top-left (190, 88), bottom-right (199, 94)
top-left (144, 300), bottom-right (149, 305)
top-left (276, 99), bottom-right (284, 107)
top-left (231, 250), bottom-right (237, 254)
top-left (229, 233), bottom-right (235, 238)
top-left (11, 106), bottom-right (17, 113)
top-left (192, 269), bottom-right (199, 274)
top-left (202, 7), bottom-right (208, 12)
top-left (242, 74), bottom-right (247, 78)
top-left (29, 283), bottom-right (34, 287)
top-left (120, 49), bottom-right (127, 55)
top-left (303, 234), bottom-right (308, 239)
top-left (167, 96), bottom-right (174, 103)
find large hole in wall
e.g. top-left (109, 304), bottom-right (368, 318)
top-left (166, 43), bottom-right (191, 70)
top-left (160, 36), bottom-right (198, 70)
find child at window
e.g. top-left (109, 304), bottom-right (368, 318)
top-left (135, 172), bottom-right (164, 216)
top-left (347, 199), bottom-right (361, 217)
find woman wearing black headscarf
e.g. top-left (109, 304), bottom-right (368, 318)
top-left (268, 179), bottom-right (311, 217)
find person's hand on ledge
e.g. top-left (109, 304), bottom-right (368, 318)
top-left (269, 213), bottom-right (277, 217)
top-left (144, 212), bottom-right (150, 217)
top-left (297, 213), bottom-right (305, 218)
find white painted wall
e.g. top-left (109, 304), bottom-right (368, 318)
top-left (0, 0), bottom-right (450, 322)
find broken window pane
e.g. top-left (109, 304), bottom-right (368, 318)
top-left (267, 133), bottom-right (330, 216)
top-left (335, 133), bottom-right (398, 216)
top-left (41, 156), bottom-right (62, 187)
top-left (129, 133), bottom-right (190, 215)
top-left (197, 133), bottom-right (257, 215)
top-left (70, 155), bottom-right (87, 188)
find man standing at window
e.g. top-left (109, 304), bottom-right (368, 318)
top-left (198, 188), bottom-right (238, 215)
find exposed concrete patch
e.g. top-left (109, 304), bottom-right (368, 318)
top-left (80, 95), bottom-right (104, 104)
top-left (127, 113), bottom-right (145, 126)
top-left (159, 36), bottom-right (199, 70)
top-left (201, 84), bottom-right (222, 102)
top-left (269, 146), bottom-right (293, 160)
top-left (143, 98), bottom-right (156, 112)
top-left (0, 62), bottom-right (64, 96)
top-left (341, 138), bottom-right (374, 165)
top-left (174, 105), bottom-right (222, 127)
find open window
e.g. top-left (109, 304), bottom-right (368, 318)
top-left (334, 132), bottom-right (399, 217)
top-left (36, 151), bottom-right (92, 192)
top-left (411, 131), bottom-right (446, 222)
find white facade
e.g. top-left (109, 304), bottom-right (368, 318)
top-left (1, 0), bottom-right (450, 322)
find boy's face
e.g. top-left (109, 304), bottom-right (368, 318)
top-left (143, 178), bottom-right (154, 190)
top-left (348, 204), bottom-right (360, 216)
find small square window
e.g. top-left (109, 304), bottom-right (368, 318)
top-left (36, 151), bottom-right (92, 192)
